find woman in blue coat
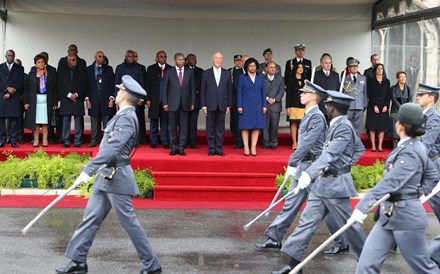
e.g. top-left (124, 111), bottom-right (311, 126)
top-left (351, 103), bottom-right (440, 274)
top-left (237, 58), bottom-right (267, 156)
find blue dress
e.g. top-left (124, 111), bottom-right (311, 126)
top-left (237, 74), bottom-right (267, 129)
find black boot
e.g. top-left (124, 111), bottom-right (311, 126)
top-left (55, 260), bottom-right (88, 273)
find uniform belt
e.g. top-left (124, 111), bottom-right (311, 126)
top-left (388, 192), bottom-right (420, 202)
top-left (301, 152), bottom-right (318, 163)
top-left (322, 165), bottom-right (351, 177)
top-left (107, 159), bottom-right (130, 168)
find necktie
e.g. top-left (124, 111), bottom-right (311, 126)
top-left (325, 71), bottom-right (329, 77)
top-left (353, 76), bottom-right (357, 83)
top-left (178, 68), bottom-right (183, 87)
top-left (161, 65), bottom-right (164, 78)
top-left (8, 64), bottom-right (11, 71)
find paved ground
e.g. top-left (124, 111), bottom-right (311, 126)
top-left (1, 207), bottom-right (439, 274)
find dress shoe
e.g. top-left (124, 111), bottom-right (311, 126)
top-left (63, 143), bottom-right (70, 148)
top-left (271, 264), bottom-right (297, 274)
top-left (55, 260), bottom-right (88, 273)
top-left (208, 152), bottom-right (215, 156)
top-left (87, 142), bottom-right (98, 148)
top-left (74, 144), bottom-right (81, 148)
top-left (163, 144), bottom-right (170, 149)
top-left (271, 145), bottom-right (277, 150)
top-left (150, 144), bottom-right (157, 148)
top-left (216, 151), bottom-right (225, 156)
top-left (140, 267), bottom-right (162, 274)
top-left (0, 142), bottom-right (4, 148)
top-left (11, 143), bottom-right (18, 148)
top-left (255, 238), bottom-right (282, 251)
top-left (169, 150), bottom-right (176, 156)
top-left (189, 142), bottom-right (197, 149)
top-left (48, 139), bottom-right (55, 144)
top-left (178, 150), bottom-right (186, 156)
top-left (323, 245), bottom-right (349, 255)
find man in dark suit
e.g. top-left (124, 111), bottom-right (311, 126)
top-left (229, 54), bottom-right (245, 148)
top-left (0, 49), bottom-right (24, 148)
top-left (405, 54), bottom-right (419, 94)
top-left (363, 53), bottom-right (387, 80)
top-left (161, 53), bottom-right (195, 156)
top-left (115, 50), bottom-right (147, 145)
top-left (284, 44), bottom-right (312, 81)
top-left (85, 51), bottom-right (115, 147)
top-left (262, 61), bottom-right (284, 149)
top-left (185, 53), bottom-right (203, 148)
top-left (201, 52), bottom-right (232, 156)
top-left (57, 54), bottom-right (88, 148)
top-left (145, 50), bottom-right (172, 149)
top-left (57, 44), bottom-right (87, 71)
top-left (313, 53), bottom-right (341, 117)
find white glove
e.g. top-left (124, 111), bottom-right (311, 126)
top-left (74, 171), bottom-right (91, 186)
top-left (285, 166), bottom-right (297, 178)
top-left (298, 171), bottom-right (311, 189)
top-left (348, 208), bottom-right (367, 224)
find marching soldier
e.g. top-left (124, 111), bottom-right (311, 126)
top-left (352, 103), bottom-right (440, 274)
top-left (271, 90), bottom-right (367, 274)
top-left (256, 80), bottom-right (348, 255)
top-left (417, 83), bottom-right (440, 222)
top-left (341, 58), bottom-right (367, 137)
top-left (56, 75), bottom-right (162, 274)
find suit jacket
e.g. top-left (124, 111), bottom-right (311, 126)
top-left (86, 63), bottom-right (115, 117)
top-left (306, 115), bottom-right (365, 198)
top-left (341, 74), bottom-right (367, 110)
top-left (357, 138), bottom-right (437, 230)
top-left (188, 66), bottom-right (204, 109)
top-left (288, 105), bottom-right (326, 180)
top-left (57, 65), bottom-right (88, 116)
top-left (313, 70), bottom-right (341, 91)
top-left (0, 62), bottom-right (24, 117)
top-left (263, 74), bottom-right (284, 112)
top-left (161, 67), bottom-right (195, 112)
top-left (200, 67), bottom-right (232, 112)
top-left (405, 67), bottom-right (419, 92)
top-left (285, 58), bottom-right (312, 81)
top-left (82, 106), bottom-right (140, 196)
top-left (145, 63), bottom-right (172, 119)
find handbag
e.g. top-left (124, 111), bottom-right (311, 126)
top-left (50, 109), bottom-right (58, 127)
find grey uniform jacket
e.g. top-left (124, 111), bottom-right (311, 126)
top-left (422, 107), bottom-right (440, 165)
top-left (356, 138), bottom-right (438, 230)
top-left (288, 106), bottom-right (326, 180)
top-left (305, 115), bottom-right (365, 198)
top-left (342, 74), bottom-right (368, 110)
top-left (263, 75), bottom-right (285, 112)
top-left (82, 106), bottom-right (140, 196)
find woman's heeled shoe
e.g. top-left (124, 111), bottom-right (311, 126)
top-left (252, 153), bottom-right (257, 157)
top-left (371, 149), bottom-right (376, 152)
top-left (244, 153), bottom-right (250, 156)
top-left (33, 143), bottom-right (39, 147)
top-left (378, 149), bottom-right (383, 152)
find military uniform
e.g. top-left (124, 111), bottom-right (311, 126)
top-left (57, 76), bottom-right (161, 274)
top-left (342, 59), bottom-right (367, 137)
top-left (272, 91), bottom-right (366, 274)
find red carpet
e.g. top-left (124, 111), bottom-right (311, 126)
top-left (0, 132), bottom-right (393, 204)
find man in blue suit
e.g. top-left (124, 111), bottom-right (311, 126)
top-left (85, 51), bottom-right (115, 147)
top-left (161, 53), bottom-right (195, 156)
top-left (0, 49), bottom-right (24, 148)
top-left (201, 52), bottom-right (232, 156)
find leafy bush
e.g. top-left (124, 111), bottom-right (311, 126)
top-left (275, 160), bottom-right (385, 192)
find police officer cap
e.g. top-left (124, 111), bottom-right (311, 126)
top-left (416, 83), bottom-right (440, 95)
top-left (323, 90), bottom-right (355, 106)
top-left (115, 75), bottom-right (147, 98)
top-left (294, 43), bottom-right (306, 50)
top-left (300, 80), bottom-right (327, 98)
top-left (347, 59), bottom-right (360, 67)
top-left (391, 102), bottom-right (427, 125)
top-left (234, 54), bottom-right (242, 60)
top-left (263, 48), bottom-right (272, 55)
